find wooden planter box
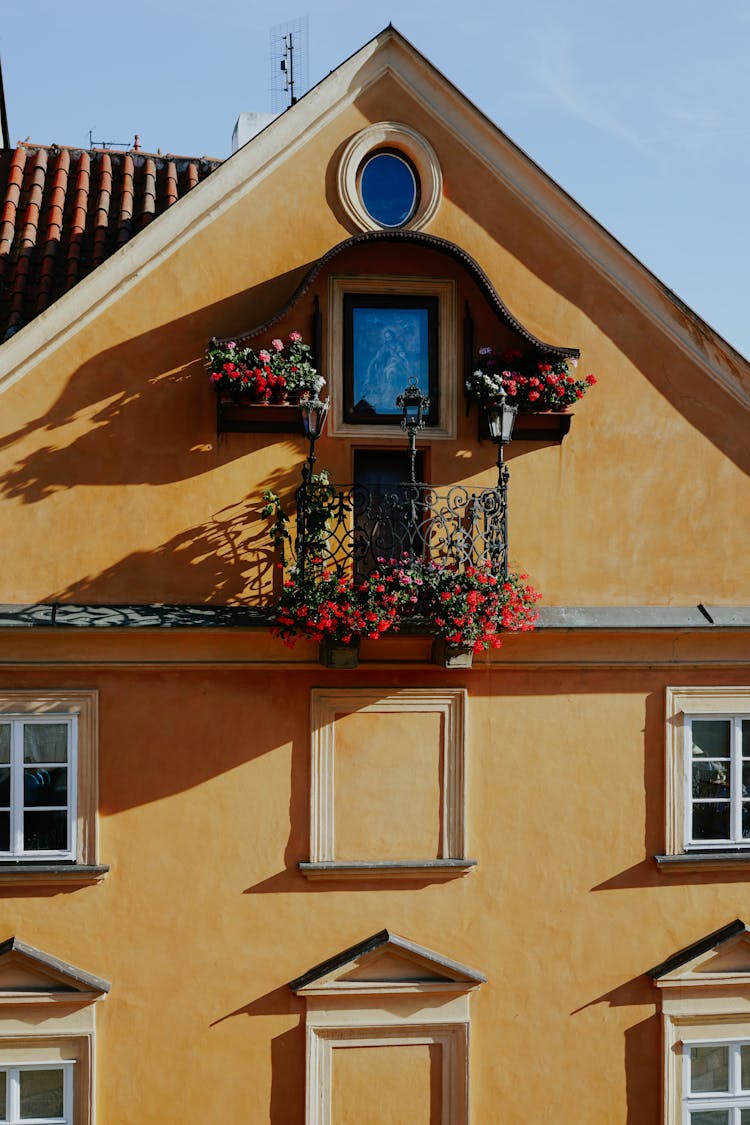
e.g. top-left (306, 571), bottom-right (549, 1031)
top-left (478, 409), bottom-right (572, 444)
top-left (216, 398), bottom-right (304, 435)
top-left (319, 636), bottom-right (360, 669)
top-left (431, 638), bottom-right (474, 669)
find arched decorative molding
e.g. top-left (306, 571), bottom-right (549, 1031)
top-left (211, 229), bottom-right (580, 361)
top-left (337, 122), bottom-right (442, 232)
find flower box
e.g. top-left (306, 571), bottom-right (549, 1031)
top-left (216, 399), bottom-right (305, 436)
top-left (478, 409), bottom-right (572, 445)
top-left (319, 636), bottom-right (360, 669)
top-left (432, 638), bottom-right (474, 669)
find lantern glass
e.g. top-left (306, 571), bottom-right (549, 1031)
top-left (300, 398), bottom-right (329, 439)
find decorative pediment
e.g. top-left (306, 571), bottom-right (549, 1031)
top-left (289, 929), bottom-right (485, 996)
top-left (0, 937), bottom-right (110, 1004)
top-left (649, 919), bottom-right (750, 987)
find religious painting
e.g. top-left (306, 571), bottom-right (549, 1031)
top-left (342, 294), bottom-right (439, 424)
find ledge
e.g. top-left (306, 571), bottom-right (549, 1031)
top-left (216, 400), bottom-right (305, 435)
top-left (298, 860), bottom-right (476, 881)
top-left (0, 864), bottom-right (109, 887)
top-left (655, 852), bottom-right (750, 874)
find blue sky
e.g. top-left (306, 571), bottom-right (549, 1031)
top-left (2, 1), bottom-right (749, 357)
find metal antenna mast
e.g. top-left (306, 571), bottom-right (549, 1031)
top-left (270, 17), bottom-right (309, 113)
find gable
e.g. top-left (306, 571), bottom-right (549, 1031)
top-left (0, 938), bottom-right (109, 1003)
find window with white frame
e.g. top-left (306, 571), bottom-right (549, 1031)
top-left (687, 716), bottom-right (750, 847)
top-left (664, 688), bottom-right (750, 858)
top-left (0, 1062), bottom-right (73, 1124)
top-left (683, 1039), bottom-right (750, 1123)
top-left (0, 718), bottom-right (76, 860)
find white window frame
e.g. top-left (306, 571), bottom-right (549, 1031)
top-left (0, 717), bottom-right (77, 862)
top-left (0, 1061), bottom-right (74, 1124)
top-left (684, 714), bottom-right (750, 849)
top-left (682, 1038), bottom-right (750, 1123)
top-left (0, 692), bottom-right (98, 872)
top-left (665, 688), bottom-right (750, 856)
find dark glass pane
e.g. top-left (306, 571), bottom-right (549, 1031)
top-left (744, 719), bottom-right (750, 756)
top-left (360, 152), bottom-right (417, 227)
top-left (742, 1043), bottom-right (750, 1088)
top-left (741, 1110), bottom-right (750, 1125)
top-left (19, 1067), bottom-right (64, 1118)
top-left (0, 727), bottom-right (8, 766)
top-left (23, 723), bottom-right (68, 764)
top-left (24, 767), bottom-right (67, 807)
top-left (692, 719), bottom-right (731, 758)
top-left (744, 761), bottom-right (750, 797)
top-left (0, 813), bottom-right (9, 852)
top-left (693, 759), bottom-right (730, 799)
top-left (0, 1069), bottom-right (5, 1116)
top-left (0, 768), bottom-right (10, 807)
top-left (23, 811), bottom-right (67, 852)
top-left (743, 803), bottom-right (750, 839)
top-left (692, 802), bottom-right (731, 840)
top-left (690, 1044), bottom-right (729, 1092)
top-left (690, 1113), bottom-right (730, 1125)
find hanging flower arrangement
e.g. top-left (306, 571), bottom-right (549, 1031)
top-left (467, 348), bottom-right (597, 412)
top-left (206, 331), bottom-right (325, 403)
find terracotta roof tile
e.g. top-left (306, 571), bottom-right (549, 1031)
top-left (0, 143), bottom-right (221, 340)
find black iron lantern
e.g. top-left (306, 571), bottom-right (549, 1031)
top-left (484, 387), bottom-right (517, 446)
top-left (299, 397), bottom-right (329, 473)
top-left (396, 381), bottom-right (429, 483)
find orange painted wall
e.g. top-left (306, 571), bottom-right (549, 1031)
top-left (0, 654), bottom-right (744, 1121)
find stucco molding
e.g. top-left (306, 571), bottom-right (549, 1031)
top-left (337, 121), bottom-right (442, 232)
top-left (308, 687), bottom-right (467, 866)
top-left (1, 28), bottom-right (747, 414)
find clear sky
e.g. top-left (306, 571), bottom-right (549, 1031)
top-left (2, 1), bottom-right (749, 358)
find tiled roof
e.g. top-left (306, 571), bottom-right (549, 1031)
top-left (0, 143), bottom-right (221, 341)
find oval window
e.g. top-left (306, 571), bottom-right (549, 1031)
top-left (359, 151), bottom-right (419, 229)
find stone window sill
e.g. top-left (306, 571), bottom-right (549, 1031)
top-left (655, 852), bottom-right (750, 874)
top-left (0, 864), bottom-right (109, 887)
top-left (298, 860), bottom-right (476, 881)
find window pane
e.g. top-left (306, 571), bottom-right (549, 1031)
top-left (0, 727), bottom-right (9, 766)
top-left (692, 720), bottom-right (731, 758)
top-left (744, 719), bottom-right (750, 756)
top-left (23, 811), bottom-right (67, 852)
top-left (744, 761), bottom-right (750, 797)
top-left (691, 1044), bottom-right (730, 1092)
top-left (360, 152), bottom-right (417, 228)
top-left (742, 1043), bottom-right (750, 1088)
top-left (693, 760), bottom-right (730, 799)
top-left (0, 813), bottom-right (9, 852)
top-left (690, 1113), bottom-right (730, 1125)
top-left (692, 802), bottom-right (731, 840)
top-left (0, 768), bottom-right (10, 807)
top-left (743, 803), bottom-right (750, 839)
top-left (741, 1110), bottom-right (750, 1125)
top-left (19, 1067), bottom-right (64, 1118)
top-left (23, 724), bottom-right (68, 764)
top-left (24, 767), bottom-right (67, 807)
top-left (0, 1070), bottom-right (6, 1117)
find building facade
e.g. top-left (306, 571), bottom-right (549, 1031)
top-left (0, 26), bottom-right (749, 1124)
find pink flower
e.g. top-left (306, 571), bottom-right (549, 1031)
top-left (258, 350), bottom-right (271, 363)
top-left (289, 331), bottom-right (302, 343)
top-left (271, 339), bottom-right (284, 352)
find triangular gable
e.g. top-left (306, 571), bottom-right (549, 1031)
top-left (0, 937), bottom-right (110, 1004)
top-left (289, 929), bottom-right (485, 995)
top-left (1, 26), bottom-right (747, 415)
top-left (648, 919), bottom-right (750, 987)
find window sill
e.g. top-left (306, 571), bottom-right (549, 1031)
top-left (0, 864), bottom-right (109, 887)
top-left (655, 852), bottom-right (750, 874)
top-left (298, 860), bottom-right (476, 881)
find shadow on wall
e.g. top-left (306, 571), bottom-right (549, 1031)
top-left (211, 986), bottom-right (306, 1125)
top-left (44, 464), bottom-right (300, 604)
top-left (0, 268), bottom-right (311, 504)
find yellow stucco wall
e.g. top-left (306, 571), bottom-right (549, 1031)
top-left (0, 31), bottom-right (748, 1124)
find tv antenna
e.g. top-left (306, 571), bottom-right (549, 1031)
top-left (270, 17), bottom-right (309, 112)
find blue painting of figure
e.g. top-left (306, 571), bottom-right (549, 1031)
top-left (351, 307), bottom-right (430, 416)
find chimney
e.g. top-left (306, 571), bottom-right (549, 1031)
top-left (232, 112), bottom-right (276, 153)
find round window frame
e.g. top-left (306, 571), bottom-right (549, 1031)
top-left (338, 122), bottom-right (442, 233)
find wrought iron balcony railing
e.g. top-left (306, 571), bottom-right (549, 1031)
top-left (294, 476), bottom-right (508, 580)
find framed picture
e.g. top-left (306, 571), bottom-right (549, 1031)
top-left (342, 294), bottom-right (439, 425)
